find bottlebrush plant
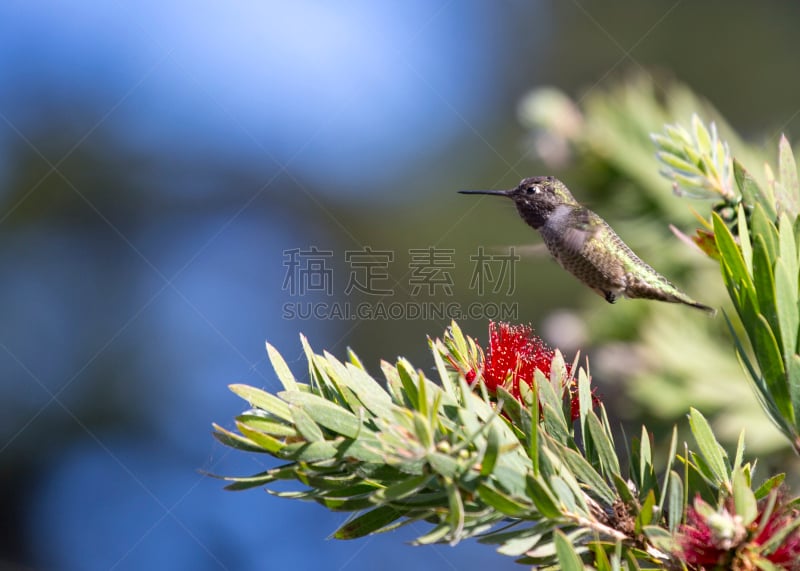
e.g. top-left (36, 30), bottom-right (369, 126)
top-left (213, 113), bottom-right (800, 569)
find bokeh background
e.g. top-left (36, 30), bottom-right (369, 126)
top-left (4, 2), bottom-right (800, 569)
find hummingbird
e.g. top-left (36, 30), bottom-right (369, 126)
top-left (459, 176), bottom-right (714, 313)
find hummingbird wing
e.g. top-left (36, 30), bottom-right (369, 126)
top-left (559, 206), bottom-right (604, 253)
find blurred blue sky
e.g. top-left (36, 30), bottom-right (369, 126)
top-left (0, 1), bottom-right (534, 197)
top-left (0, 2), bottom-right (539, 570)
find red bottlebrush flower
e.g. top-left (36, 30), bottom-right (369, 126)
top-left (678, 492), bottom-right (800, 570)
top-left (482, 322), bottom-right (556, 400)
top-left (751, 494), bottom-right (800, 570)
top-left (475, 321), bottom-right (600, 421)
top-left (678, 496), bottom-right (740, 568)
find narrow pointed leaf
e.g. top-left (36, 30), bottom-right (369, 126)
top-left (667, 470), bottom-right (684, 533)
top-left (753, 314), bottom-right (792, 422)
top-left (788, 354), bottom-right (800, 432)
top-left (733, 468), bottom-right (758, 526)
top-left (333, 506), bottom-right (407, 539)
top-left (476, 484), bottom-right (531, 517)
top-left (480, 423), bottom-right (501, 477)
top-left (688, 408), bottom-right (729, 488)
top-left (556, 443), bottom-right (616, 504)
top-left (586, 411), bottom-right (621, 478)
top-left (754, 474), bottom-right (786, 500)
top-left (266, 342), bottom-right (298, 391)
top-left (282, 391), bottom-right (362, 438)
top-left (229, 384), bottom-right (293, 422)
top-left (290, 406), bottom-right (325, 442)
top-left (778, 135), bottom-right (800, 215)
top-left (554, 530), bottom-right (584, 571)
top-left (236, 422), bottom-right (284, 453)
top-left (212, 423), bottom-right (268, 453)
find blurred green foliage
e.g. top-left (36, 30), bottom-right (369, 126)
top-left (519, 75), bottom-right (800, 456)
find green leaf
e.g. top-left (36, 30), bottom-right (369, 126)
top-left (290, 406), bottom-right (325, 442)
top-left (228, 384), bottom-right (292, 422)
top-left (211, 423), bottom-right (268, 453)
top-left (343, 362), bottom-right (396, 420)
top-left (775, 257), bottom-right (800, 350)
top-left (714, 212), bottom-right (756, 294)
top-left (281, 391), bottom-right (362, 438)
top-left (476, 484), bottom-right (532, 517)
top-left (592, 541), bottom-right (613, 571)
top-left (318, 495), bottom-right (377, 512)
top-left (733, 467), bottom-right (758, 526)
top-left (753, 233), bottom-right (778, 331)
top-left (338, 434), bottom-right (385, 463)
top-left (723, 311), bottom-right (786, 430)
top-left (554, 530), bottom-right (585, 571)
top-left (586, 411), bottom-right (621, 478)
top-left (688, 408), bottom-right (730, 488)
top-left (537, 370), bottom-right (571, 444)
top-left (638, 425), bottom-right (653, 494)
top-left (300, 335), bottom-right (337, 397)
top-left (322, 351), bottom-right (362, 411)
top-left (787, 358), bottom-right (800, 435)
top-left (527, 475), bottom-right (562, 519)
top-left (635, 490), bottom-right (656, 532)
top-left (778, 135), bottom-right (800, 216)
top-left (530, 384), bottom-right (540, 477)
top-left (754, 473), bottom-right (785, 500)
top-left (658, 426), bottom-right (679, 514)
top-left (449, 320), bottom-right (470, 359)
top-left (577, 368), bottom-right (591, 426)
top-left (550, 475), bottom-right (580, 514)
top-left (381, 360), bottom-right (405, 403)
top-left (735, 159), bottom-right (776, 220)
top-left (374, 474), bottom-right (433, 502)
top-left (667, 470), bottom-right (684, 533)
top-left (733, 429), bottom-right (746, 472)
top-left (413, 523), bottom-right (451, 545)
top-left (427, 452), bottom-right (459, 479)
top-left (446, 481), bottom-right (465, 539)
top-left (778, 213), bottom-right (798, 277)
top-left (480, 423), bottom-right (501, 477)
top-left (346, 347), bottom-right (365, 369)
top-left (753, 314), bottom-right (792, 422)
top-left (739, 204), bottom-right (753, 274)
top-left (266, 342), bottom-right (298, 391)
top-left (612, 474), bottom-right (635, 504)
top-left (220, 470), bottom-right (277, 491)
top-left (281, 440), bottom-right (338, 462)
top-left (235, 421), bottom-right (284, 453)
top-left (333, 506), bottom-right (407, 539)
top-left (752, 203), bottom-right (779, 261)
top-left (657, 151), bottom-right (699, 175)
top-left (555, 443), bottom-right (616, 505)
top-left (429, 337), bottom-right (456, 396)
top-left (235, 414), bottom-right (296, 437)
top-left (396, 360), bottom-right (419, 410)
top-left (643, 525), bottom-right (676, 555)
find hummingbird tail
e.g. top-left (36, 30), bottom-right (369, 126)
top-left (683, 299), bottom-right (717, 316)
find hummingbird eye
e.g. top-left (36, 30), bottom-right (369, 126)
top-left (529, 185), bottom-right (541, 194)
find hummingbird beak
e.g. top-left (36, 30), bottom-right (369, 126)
top-left (457, 189), bottom-right (511, 197)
